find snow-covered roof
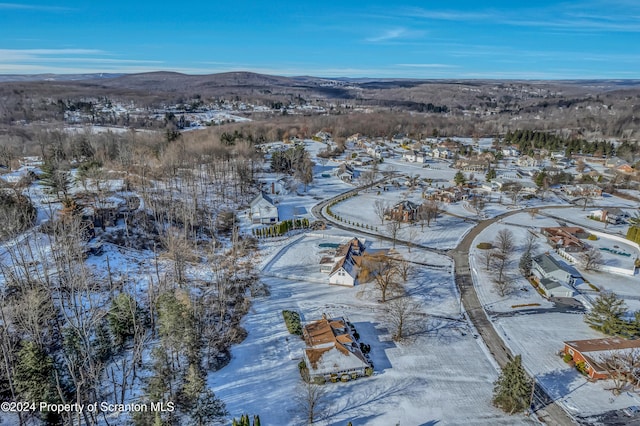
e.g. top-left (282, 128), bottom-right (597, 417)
top-left (303, 316), bottom-right (369, 376)
top-left (250, 191), bottom-right (275, 208)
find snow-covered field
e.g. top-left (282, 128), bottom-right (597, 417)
top-left (469, 212), bottom-right (640, 418)
top-left (211, 233), bottom-right (534, 425)
top-left (329, 191), bottom-right (476, 251)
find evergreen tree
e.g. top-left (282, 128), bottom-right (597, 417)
top-left (519, 251), bottom-right (532, 276)
top-left (485, 168), bottom-right (496, 182)
top-left (187, 389), bottom-right (228, 426)
top-left (253, 415), bottom-right (261, 426)
top-left (584, 293), bottom-right (631, 337)
top-left (534, 170), bottom-right (548, 188)
top-left (14, 341), bottom-right (62, 424)
top-left (108, 292), bottom-right (145, 348)
top-left (492, 355), bottom-right (532, 414)
top-left (40, 162), bottom-right (72, 201)
top-left (453, 170), bottom-right (466, 186)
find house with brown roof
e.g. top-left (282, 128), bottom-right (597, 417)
top-left (541, 227), bottom-right (588, 253)
top-left (426, 186), bottom-right (468, 204)
top-left (302, 315), bottom-right (371, 382)
top-left (562, 337), bottom-right (640, 380)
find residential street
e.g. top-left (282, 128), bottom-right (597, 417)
top-left (313, 188), bottom-right (577, 425)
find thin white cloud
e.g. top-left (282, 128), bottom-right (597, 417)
top-left (366, 28), bottom-right (407, 42)
top-left (0, 3), bottom-right (71, 11)
top-left (397, 63), bottom-right (458, 68)
top-left (0, 48), bottom-right (165, 74)
top-left (0, 49), bottom-right (105, 61)
top-left (403, 5), bottom-right (640, 34)
top-left (364, 28), bottom-right (426, 43)
top-left (407, 9), bottom-right (499, 22)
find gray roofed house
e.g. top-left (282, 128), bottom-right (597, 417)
top-left (532, 253), bottom-right (579, 298)
top-left (249, 192), bottom-right (279, 224)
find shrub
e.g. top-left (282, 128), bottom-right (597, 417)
top-left (587, 234), bottom-right (598, 241)
top-left (282, 310), bottom-right (302, 336)
top-left (563, 353), bottom-right (573, 363)
top-left (477, 242), bottom-right (493, 250)
top-left (511, 303), bottom-right (541, 309)
top-left (576, 361), bottom-right (588, 374)
top-left (364, 367), bottom-right (374, 376)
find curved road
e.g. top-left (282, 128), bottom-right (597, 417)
top-left (312, 188), bottom-right (577, 425)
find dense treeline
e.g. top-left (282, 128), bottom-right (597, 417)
top-left (504, 129), bottom-right (639, 161)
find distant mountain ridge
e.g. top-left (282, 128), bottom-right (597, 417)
top-left (2, 71), bottom-right (640, 89)
top-left (0, 73), bottom-right (124, 83)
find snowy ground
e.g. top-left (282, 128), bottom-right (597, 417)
top-left (210, 232), bottom-right (534, 425)
top-left (469, 213), bottom-right (640, 418)
top-left (329, 191), bottom-right (476, 251)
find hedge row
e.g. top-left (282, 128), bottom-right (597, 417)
top-left (282, 310), bottom-right (302, 335)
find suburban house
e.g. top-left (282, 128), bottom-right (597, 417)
top-left (402, 150), bottom-right (426, 163)
top-left (455, 159), bottom-right (488, 172)
top-left (516, 155), bottom-right (541, 168)
top-left (431, 147), bottom-right (453, 159)
top-left (501, 146), bottom-right (520, 157)
top-left (562, 338), bottom-right (640, 380)
top-left (561, 184), bottom-right (603, 198)
top-left (531, 253), bottom-right (579, 298)
top-left (321, 237), bottom-right (366, 286)
top-left (426, 186), bottom-right (469, 203)
top-left (589, 208), bottom-right (629, 225)
top-left (537, 277), bottom-right (577, 298)
top-left (302, 315), bottom-right (371, 382)
top-left (616, 164), bottom-right (635, 174)
top-left (386, 200), bottom-right (419, 222)
top-left (249, 192), bottom-right (279, 224)
top-left (541, 227), bottom-right (588, 253)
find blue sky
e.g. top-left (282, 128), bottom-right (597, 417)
top-left (1, 1), bottom-right (639, 78)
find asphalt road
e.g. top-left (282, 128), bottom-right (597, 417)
top-left (311, 188), bottom-right (578, 425)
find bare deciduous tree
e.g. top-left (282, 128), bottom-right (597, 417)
top-left (493, 275), bottom-right (512, 297)
top-left (598, 349), bottom-right (640, 395)
top-left (494, 229), bottom-right (515, 282)
top-left (477, 248), bottom-right (494, 271)
top-left (581, 247), bottom-right (604, 271)
top-left (397, 259), bottom-right (413, 282)
top-left (523, 232), bottom-right (538, 255)
top-left (386, 219), bottom-right (401, 248)
top-left (294, 379), bottom-right (327, 425)
top-left (385, 296), bottom-right (420, 341)
top-left (470, 192), bottom-right (487, 217)
top-left (407, 226), bottom-right (418, 252)
top-left (363, 254), bottom-right (400, 303)
top-left (373, 199), bottom-right (388, 225)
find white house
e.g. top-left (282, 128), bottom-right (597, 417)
top-left (366, 145), bottom-right (383, 159)
top-left (589, 208), bottom-right (629, 225)
top-left (402, 150), bottom-right (426, 163)
top-left (532, 253), bottom-right (577, 286)
top-left (516, 155), bottom-right (540, 168)
top-left (538, 277), bottom-right (576, 298)
top-left (432, 147), bottom-right (452, 159)
top-left (502, 147), bottom-right (520, 157)
top-left (249, 192), bottom-right (279, 224)
top-left (326, 238), bottom-right (365, 286)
